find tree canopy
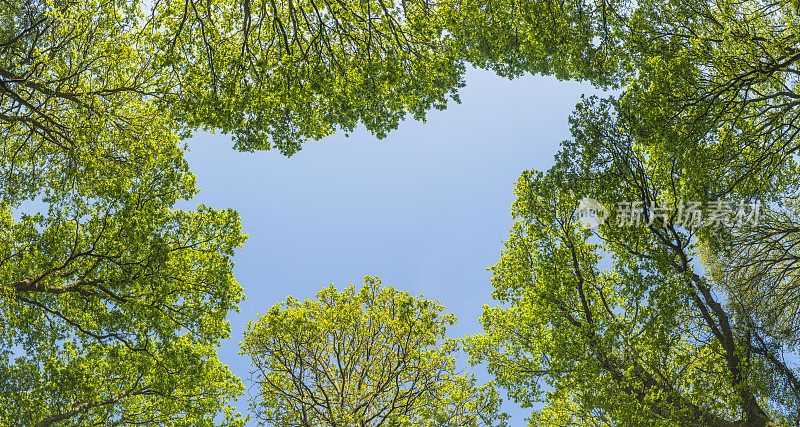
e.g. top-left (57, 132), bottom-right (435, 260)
top-left (241, 277), bottom-right (507, 427)
top-left (0, 0), bottom-right (463, 157)
top-left (462, 0), bottom-right (800, 425)
top-left (6, 0), bottom-right (800, 424)
top-left (1, 0), bottom-right (463, 424)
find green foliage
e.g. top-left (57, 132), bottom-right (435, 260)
top-left (0, 0), bottom-right (467, 423)
top-left (441, 0), bottom-right (624, 85)
top-left (0, 3), bottom-right (251, 419)
top-left (460, 0), bottom-right (800, 425)
top-left (159, 0), bottom-right (465, 154)
top-left (468, 169), bottom-right (758, 425)
top-left (241, 276), bottom-right (508, 427)
top-left (0, 112), bottom-right (248, 424)
top-left (8, 0), bottom-right (800, 424)
top-left (2, 0), bottom-right (464, 156)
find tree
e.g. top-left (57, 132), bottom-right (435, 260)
top-left (465, 102), bottom-right (799, 425)
top-left (1, 0), bottom-right (463, 424)
top-left (448, 0), bottom-right (800, 424)
top-left (241, 276), bottom-right (507, 427)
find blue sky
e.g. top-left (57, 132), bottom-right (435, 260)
top-left (184, 68), bottom-right (600, 425)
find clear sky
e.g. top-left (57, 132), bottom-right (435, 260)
top-left (183, 68), bottom-right (601, 425)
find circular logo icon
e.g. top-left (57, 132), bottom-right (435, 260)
top-left (575, 197), bottom-right (609, 229)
